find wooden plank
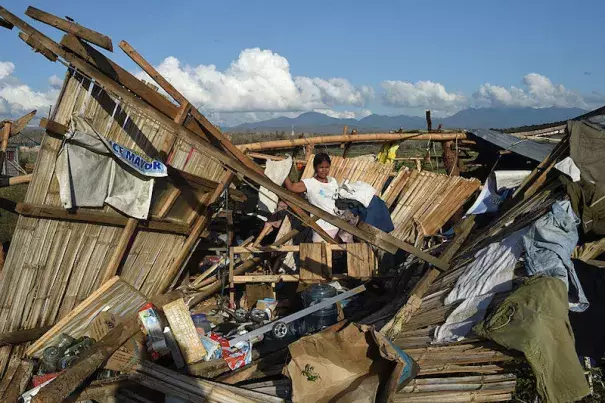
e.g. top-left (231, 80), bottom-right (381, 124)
top-left (174, 102), bottom-right (191, 126)
top-left (8, 110), bottom-right (37, 136)
top-left (12, 201), bottom-right (190, 234)
top-left (162, 298), bottom-right (206, 364)
top-left (234, 274), bottom-right (299, 283)
top-left (119, 40), bottom-right (186, 105)
top-left (0, 326), bottom-right (51, 346)
top-left (229, 246), bottom-right (236, 307)
top-left (232, 244), bottom-right (346, 253)
top-left (25, 6), bottom-right (113, 51)
top-left (157, 188), bottom-right (181, 218)
top-left (2, 9), bottom-right (448, 269)
top-left (101, 218), bottom-right (138, 284)
top-left (0, 122), bottom-right (10, 170)
top-left (299, 243), bottom-right (328, 281)
top-left (346, 243), bottom-right (374, 278)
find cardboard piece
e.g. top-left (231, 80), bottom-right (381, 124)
top-left (285, 324), bottom-right (416, 402)
top-left (87, 312), bottom-right (145, 372)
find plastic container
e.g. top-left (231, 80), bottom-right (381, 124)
top-left (41, 346), bottom-right (60, 373)
top-left (301, 284), bottom-right (338, 333)
top-left (191, 313), bottom-right (212, 335)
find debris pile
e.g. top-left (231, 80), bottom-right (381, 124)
top-left (0, 5), bottom-right (604, 402)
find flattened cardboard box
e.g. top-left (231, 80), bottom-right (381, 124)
top-left (87, 312), bottom-right (146, 371)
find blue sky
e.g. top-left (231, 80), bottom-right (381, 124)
top-left (1, 0), bottom-right (604, 125)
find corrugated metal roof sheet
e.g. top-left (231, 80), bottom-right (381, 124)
top-left (466, 128), bottom-right (555, 162)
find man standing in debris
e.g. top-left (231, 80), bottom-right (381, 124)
top-left (284, 153), bottom-right (340, 242)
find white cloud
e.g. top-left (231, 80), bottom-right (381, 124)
top-left (48, 74), bottom-right (63, 88)
top-left (312, 108), bottom-right (373, 119)
top-left (472, 73), bottom-right (591, 108)
top-left (381, 80), bottom-right (467, 112)
top-left (0, 61), bottom-right (60, 117)
top-left (0, 62), bottom-right (15, 80)
top-left (135, 48), bottom-right (372, 114)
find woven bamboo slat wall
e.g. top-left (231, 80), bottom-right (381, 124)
top-left (0, 69), bottom-right (225, 376)
top-left (388, 171), bottom-right (480, 245)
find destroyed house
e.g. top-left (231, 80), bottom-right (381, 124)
top-left (0, 5), bottom-right (604, 403)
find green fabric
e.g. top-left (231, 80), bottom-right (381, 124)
top-left (569, 120), bottom-right (605, 192)
top-left (563, 176), bottom-right (605, 235)
top-left (474, 277), bottom-right (589, 403)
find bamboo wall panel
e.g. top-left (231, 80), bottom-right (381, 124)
top-left (390, 171), bottom-right (480, 244)
top-left (0, 69), bottom-right (224, 376)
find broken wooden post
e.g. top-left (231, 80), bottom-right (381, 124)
top-left (0, 121), bottom-right (11, 170)
top-left (0, 16), bottom-right (13, 30)
top-left (101, 218), bottom-right (138, 284)
top-left (426, 110), bottom-right (432, 132)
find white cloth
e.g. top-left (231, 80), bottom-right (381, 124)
top-left (302, 176), bottom-right (339, 234)
top-left (258, 155), bottom-right (293, 213)
top-left (433, 227), bottom-right (529, 343)
top-left (56, 115), bottom-right (162, 219)
top-left (494, 170), bottom-right (531, 192)
top-left (338, 180), bottom-right (376, 208)
top-left (465, 176), bottom-right (502, 215)
top-left (555, 156), bottom-right (581, 182)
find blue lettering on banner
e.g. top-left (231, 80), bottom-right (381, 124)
top-left (104, 139), bottom-right (167, 177)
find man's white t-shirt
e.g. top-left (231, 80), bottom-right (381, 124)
top-left (302, 176), bottom-right (339, 233)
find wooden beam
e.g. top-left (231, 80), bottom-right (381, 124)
top-left (232, 244), bottom-right (346, 253)
top-left (9, 110), bottom-right (37, 136)
top-left (39, 117), bottom-right (67, 135)
top-left (0, 174), bottom-right (33, 188)
top-left (1, 9), bottom-right (448, 269)
top-left (0, 326), bottom-right (51, 346)
top-left (119, 40), bottom-right (187, 105)
top-left (10, 200), bottom-right (190, 234)
top-left (156, 188), bottom-right (180, 218)
top-left (18, 32), bottom-right (57, 62)
top-left (174, 101), bottom-right (191, 126)
top-left (25, 6), bottom-right (113, 51)
top-left (101, 218), bottom-right (138, 284)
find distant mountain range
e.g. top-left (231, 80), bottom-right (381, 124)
top-left (227, 107), bottom-right (587, 133)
